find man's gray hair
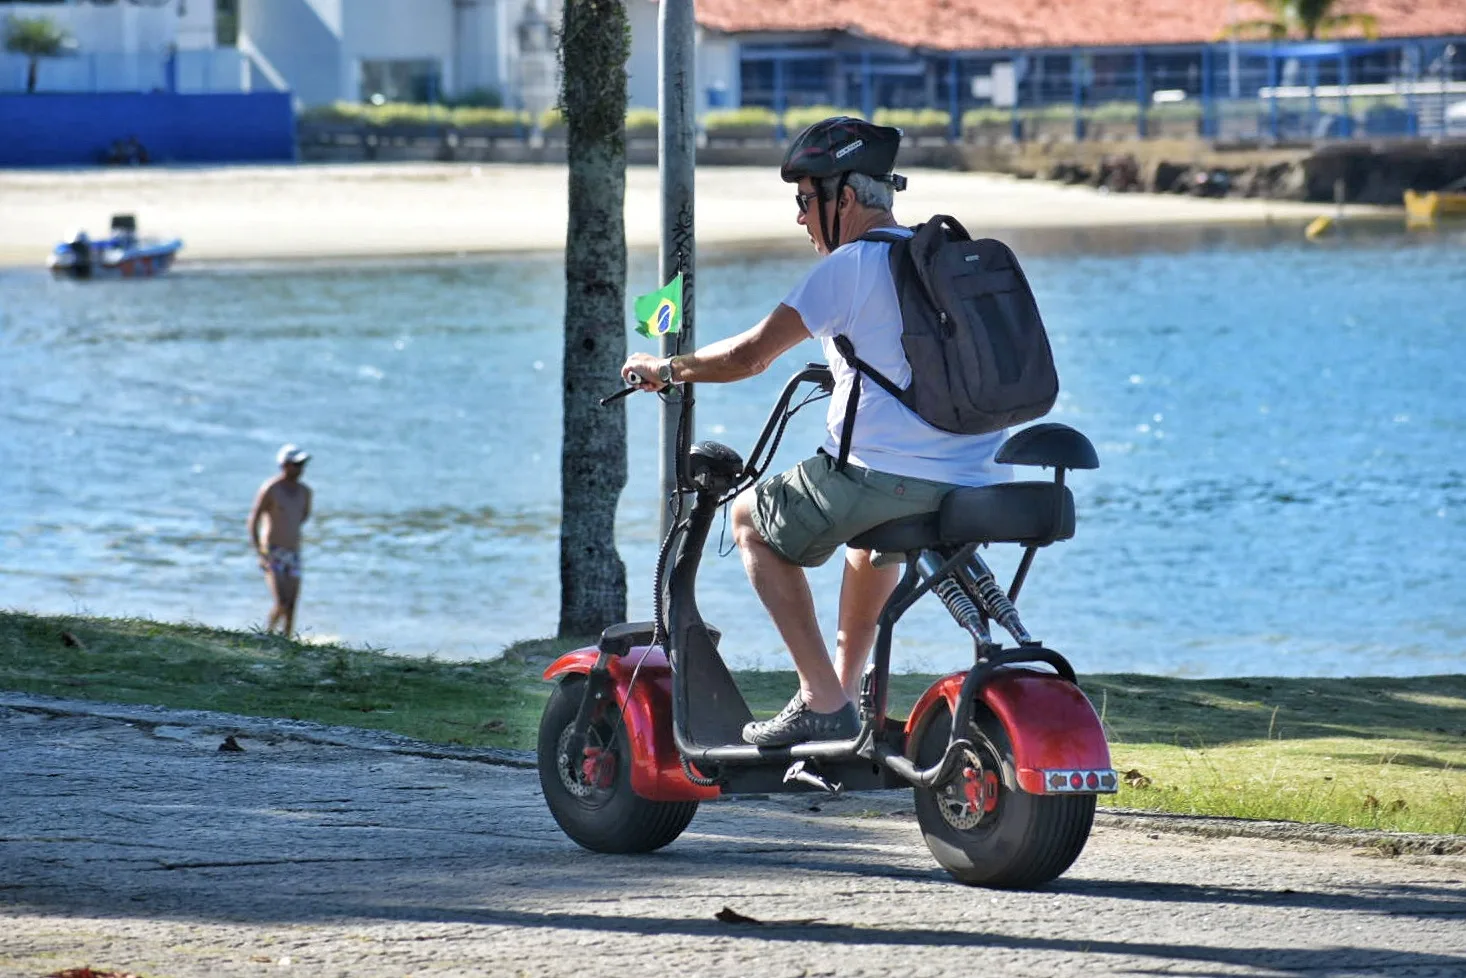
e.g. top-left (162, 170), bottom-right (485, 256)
top-left (818, 171), bottom-right (894, 211)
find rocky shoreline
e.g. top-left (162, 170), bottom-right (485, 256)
top-left (1037, 138), bottom-right (1466, 204)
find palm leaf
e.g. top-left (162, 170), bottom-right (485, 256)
top-left (1317, 12), bottom-right (1380, 39)
top-left (1219, 18), bottom-right (1289, 40)
top-left (3, 15), bottom-right (72, 58)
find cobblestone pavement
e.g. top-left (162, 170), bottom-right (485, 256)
top-left (3, 705), bottom-right (1464, 978)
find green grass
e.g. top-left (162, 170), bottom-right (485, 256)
top-left (0, 611), bottom-right (559, 751)
top-left (1087, 675), bottom-right (1466, 835)
top-left (4, 612), bottom-right (1463, 835)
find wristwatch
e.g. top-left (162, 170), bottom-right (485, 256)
top-left (657, 358), bottom-right (675, 385)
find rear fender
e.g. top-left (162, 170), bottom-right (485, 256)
top-left (544, 647), bottom-right (720, 802)
top-left (905, 668), bottom-right (1116, 795)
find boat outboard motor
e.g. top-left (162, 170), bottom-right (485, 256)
top-left (69, 231), bottom-right (93, 278)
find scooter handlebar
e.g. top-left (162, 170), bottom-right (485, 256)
top-left (599, 370), bottom-right (643, 406)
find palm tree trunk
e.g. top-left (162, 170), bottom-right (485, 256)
top-left (557, 0), bottom-right (629, 637)
top-left (27, 58), bottom-right (37, 94)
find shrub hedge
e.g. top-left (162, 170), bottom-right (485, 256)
top-left (300, 97), bottom-right (1403, 140)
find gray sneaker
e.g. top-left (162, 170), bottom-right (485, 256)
top-left (742, 693), bottom-right (859, 747)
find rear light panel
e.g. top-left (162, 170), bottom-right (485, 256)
top-left (1040, 768), bottom-right (1118, 794)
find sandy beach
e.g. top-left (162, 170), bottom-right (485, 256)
top-left (0, 162), bottom-right (1375, 268)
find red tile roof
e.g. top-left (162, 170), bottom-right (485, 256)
top-left (693, 0), bottom-right (1466, 50)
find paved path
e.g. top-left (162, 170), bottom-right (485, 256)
top-left (3, 704), bottom-right (1464, 978)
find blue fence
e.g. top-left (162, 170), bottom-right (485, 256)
top-left (0, 49), bottom-right (250, 95)
top-left (0, 91), bottom-right (295, 166)
top-left (739, 38), bottom-right (1466, 142)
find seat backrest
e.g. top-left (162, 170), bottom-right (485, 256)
top-left (995, 422), bottom-right (1098, 470)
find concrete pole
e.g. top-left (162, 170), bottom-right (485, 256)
top-left (658, 0), bottom-right (696, 543)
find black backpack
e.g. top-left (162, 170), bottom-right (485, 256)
top-left (831, 215), bottom-right (1058, 469)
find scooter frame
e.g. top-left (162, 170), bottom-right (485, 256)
top-left (545, 364), bottom-right (1116, 806)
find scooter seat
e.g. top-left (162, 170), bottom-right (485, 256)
top-left (848, 482), bottom-right (1075, 553)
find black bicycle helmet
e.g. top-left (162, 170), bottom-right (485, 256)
top-left (780, 116), bottom-right (903, 184)
top-left (780, 116), bottom-right (906, 250)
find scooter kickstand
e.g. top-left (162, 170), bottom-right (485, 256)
top-left (783, 760), bottom-right (843, 796)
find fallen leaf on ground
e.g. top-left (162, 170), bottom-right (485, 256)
top-left (218, 735), bottom-right (245, 753)
top-left (714, 906), bottom-right (823, 926)
top-left (715, 906), bottom-right (762, 925)
top-left (1123, 768), bottom-right (1152, 789)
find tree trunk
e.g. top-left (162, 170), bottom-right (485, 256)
top-left (27, 59), bottom-right (37, 94)
top-left (557, 0), bottom-right (629, 638)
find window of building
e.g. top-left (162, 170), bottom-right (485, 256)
top-left (215, 0), bottom-right (237, 46)
top-left (360, 58), bottom-right (442, 104)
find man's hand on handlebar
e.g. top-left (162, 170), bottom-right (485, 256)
top-left (622, 353), bottom-right (672, 392)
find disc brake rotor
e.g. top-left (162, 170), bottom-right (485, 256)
top-left (937, 748), bottom-right (997, 831)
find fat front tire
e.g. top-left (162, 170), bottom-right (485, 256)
top-left (913, 704), bottom-right (1095, 888)
top-left (537, 676), bottom-right (698, 854)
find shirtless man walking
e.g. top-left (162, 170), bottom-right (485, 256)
top-left (248, 445), bottom-right (313, 638)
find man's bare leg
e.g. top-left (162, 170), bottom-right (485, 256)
top-left (278, 576), bottom-right (300, 639)
top-left (732, 492), bottom-right (847, 713)
top-left (833, 549), bottom-right (901, 700)
top-left (264, 569), bottom-right (286, 634)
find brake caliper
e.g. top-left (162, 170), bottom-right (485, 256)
top-left (961, 765), bottom-right (1000, 814)
top-left (580, 746), bottom-right (616, 789)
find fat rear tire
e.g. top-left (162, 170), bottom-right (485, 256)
top-left (913, 703), bottom-right (1095, 888)
top-left (537, 676), bottom-right (698, 853)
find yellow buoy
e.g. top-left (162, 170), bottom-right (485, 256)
top-left (1304, 215), bottom-right (1333, 240)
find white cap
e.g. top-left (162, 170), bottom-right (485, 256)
top-left (277, 444), bottom-right (311, 466)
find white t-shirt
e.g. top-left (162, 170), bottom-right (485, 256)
top-left (781, 229), bottom-right (1013, 487)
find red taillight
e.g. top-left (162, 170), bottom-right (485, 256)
top-left (1069, 772), bottom-right (1084, 789)
top-left (1086, 772), bottom-right (1100, 789)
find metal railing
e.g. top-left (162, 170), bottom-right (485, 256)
top-left (0, 48), bottom-right (265, 95)
top-left (734, 38), bottom-right (1466, 143)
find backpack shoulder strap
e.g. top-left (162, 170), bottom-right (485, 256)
top-left (832, 335), bottom-right (904, 400)
top-left (831, 334), bottom-right (905, 471)
top-left (827, 227), bottom-right (921, 471)
top-left (857, 226), bottom-right (913, 243)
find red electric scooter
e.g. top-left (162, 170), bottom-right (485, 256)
top-left (537, 363), bottom-right (1115, 888)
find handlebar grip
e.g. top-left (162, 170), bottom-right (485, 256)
top-left (599, 370), bottom-right (643, 407)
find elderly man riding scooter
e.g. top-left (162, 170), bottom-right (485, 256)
top-left (621, 117), bottom-right (1012, 748)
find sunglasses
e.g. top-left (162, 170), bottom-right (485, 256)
top-left (794, 189), bottom-right (822, 214)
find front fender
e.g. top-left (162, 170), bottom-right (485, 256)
top-left (544, 647), bottom-right (720, 802)
top-left (905, 668), bottom-right (1115, 795)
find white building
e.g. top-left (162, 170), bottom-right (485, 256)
top-left (0, 0), bottom-right (246, 93)
top-left (238, 0), bottom-right (739, 112)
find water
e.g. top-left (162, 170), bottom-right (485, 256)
top-left (2, 222), bottom-right (1463, 677)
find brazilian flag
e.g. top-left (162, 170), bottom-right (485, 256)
top-left (633, 273), bottom-right (682, 339)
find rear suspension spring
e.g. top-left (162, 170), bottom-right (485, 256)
top-left (970, 570), bottom-right (1032, 645)
top-left (932, 575), bottom-right (989, 640)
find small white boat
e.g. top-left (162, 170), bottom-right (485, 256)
top-left (48, 214), bottom-right (183, 280)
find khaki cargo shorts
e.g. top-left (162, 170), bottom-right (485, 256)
top-left (748, 451), bottom-right (958, 568)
